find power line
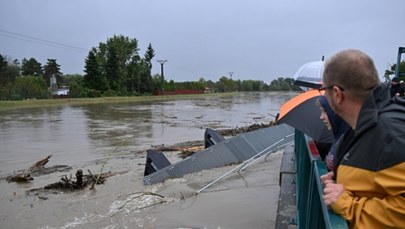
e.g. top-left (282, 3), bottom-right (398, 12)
top-left (0, 29), bottom-right (89, 53)
top-left (0, 33), bottom-right (85, 52)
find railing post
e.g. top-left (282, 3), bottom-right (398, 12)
top-left (294, 129), bottom-right (348, 229)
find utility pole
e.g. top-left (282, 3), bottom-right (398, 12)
top-left (157, 60), bottom-right (167, 95)
top-left (229, 72), bottom-right (234, 80)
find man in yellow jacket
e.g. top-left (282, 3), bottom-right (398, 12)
top-left (320, 49), bottom-right (405, 228)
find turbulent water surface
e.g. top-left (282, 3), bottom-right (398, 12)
top-left (0, 91), bottom-right (297, 229)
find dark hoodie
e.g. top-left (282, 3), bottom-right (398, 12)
top-left (319, 96), bottom-right (350, 170)
top-left (319, 96), bottom-right (350, 140)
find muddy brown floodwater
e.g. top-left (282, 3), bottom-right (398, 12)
top-left (0, 91), bottom-right (298, 229)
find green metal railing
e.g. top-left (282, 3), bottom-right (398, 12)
top-left (295, 129), bottom-right (348, 229)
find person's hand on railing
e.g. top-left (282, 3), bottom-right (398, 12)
top-left (320, 171), bottom-right (334, 185)
top-left (321, 171), bottom-right (346, 206)
top-left (323, 181), bottom-right (345, 206)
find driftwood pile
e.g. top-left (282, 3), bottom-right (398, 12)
top-left (6, 172), bottom-right (33, 183)
top-left (27, 169), bottom-right (127, 194)
top-left (40, 169), bottom-right (102, 191)
top-left (6, 155), bottom-right (71, 183)
top-left (5, 154), bottom-right (127, 195)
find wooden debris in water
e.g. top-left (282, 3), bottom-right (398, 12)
top-left (218, 122), bottom-right (274, 136)
top-left (6, 172), bottom-right (33, 183)
top-left (27, 170), bottom-right (129, 195)
top-left (178, 146), bottom-right (205, 158)
top-left (43, 169), bottom-right (86, 191)
top-left (29, 154), bottom-right (52, 171)
top-left (6, 154), bottom-right (71, 183)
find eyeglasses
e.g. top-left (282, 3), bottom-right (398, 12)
top-left (318, 85), bottom-right (345, 92)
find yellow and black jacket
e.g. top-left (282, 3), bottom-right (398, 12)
top-left (332, 84), bottom-right (405, 228)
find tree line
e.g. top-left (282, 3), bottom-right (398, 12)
top-left (3, 34), bottom-right (402, 100)
top-left (0, 55), bottom-right (62, 100)
top-left (0, 36), bottom-right (301, 101)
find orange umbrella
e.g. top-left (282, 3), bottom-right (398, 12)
top-left (277, 89), bottom-right (334, 143)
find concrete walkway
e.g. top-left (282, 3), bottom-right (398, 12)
top-left (276, 142), bottom-right (297, 229)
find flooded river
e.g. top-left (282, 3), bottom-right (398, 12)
top-left (0, 91), bottom-right (297, 229)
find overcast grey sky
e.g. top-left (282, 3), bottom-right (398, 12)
top-left (1, 0), bottom-right (404, 83)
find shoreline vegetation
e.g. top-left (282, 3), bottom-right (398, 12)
top-left (0, 92), bottom-right (238, 111)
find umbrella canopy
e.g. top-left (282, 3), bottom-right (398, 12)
top-left (293, 60), bottom-right (324, 90)
top-left (276, 89), bottom-right (334, 143)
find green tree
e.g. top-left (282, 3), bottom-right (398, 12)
top-left (1, 55), bottom-right (12, 86)
top-left (21, 57), bottom-right (43, 77)
top-left (11, 76), bottom-right (48, 100)
top-left (239, 80), bottom-right (253, 91)
top-left (60, 74), bottom-right (83, 86)
top-left (105, 35), bottom-right (139, 93)
top-left (144, 43), bottom-right (155, 70)
top-left (217, 76), bottom-right (235, 92)
top-left (84, 48), bottom-right (106, 91)
top-left (138, 43), bottom-right (155, 94)
top-left (126, 55), bottom-right (142, 94)
top-left (268, 77), bottom-right (300, 91)
top-left (171, 81), bottom-right (205, 90)
top-left (138, 59), bottom-right (153, 94)
top-left (384, 60), bottom-right (405, 82)
top-left (205, 79), bottom-right (216, 92)
top-left (151, 73), bottom-right (163, 92)
top-left (43, 59), bottom-right (62, 87)
top-left (84, 35), bottom-right (155, 95)
top-left (269, 77), bottom-right (289, 91)
top-left (84, 35), bottom-right (150, 95)
top-left (0, 56), bottom-right (19, 84)
top-left (68, 75), bottom-right (85, 98)
top-left (252, 80), bottom-right (264, 91)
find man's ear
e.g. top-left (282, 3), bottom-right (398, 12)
top-left (332, 85), bottom-right (344, 104)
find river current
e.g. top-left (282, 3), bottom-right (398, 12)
top-left (0, 91), bottom-right (297, 229)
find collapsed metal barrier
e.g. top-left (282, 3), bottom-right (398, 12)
top-left (197, 134), bottom-right (294, 194)
top-left (143, 124), bottom-right (294, 185)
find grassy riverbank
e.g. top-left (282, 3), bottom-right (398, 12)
top-left (0, 93), bottom-right (236, 111)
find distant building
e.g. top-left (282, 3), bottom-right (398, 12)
top-left (56, 88), bottom-right (69, 96)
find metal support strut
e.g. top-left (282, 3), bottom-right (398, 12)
top-left (196, 133), bottom-right (294, 194)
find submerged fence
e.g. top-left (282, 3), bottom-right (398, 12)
top-left (294, 129), bottom-right (348, 229)
top-left (144, 124), bottom-right (294, 185)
